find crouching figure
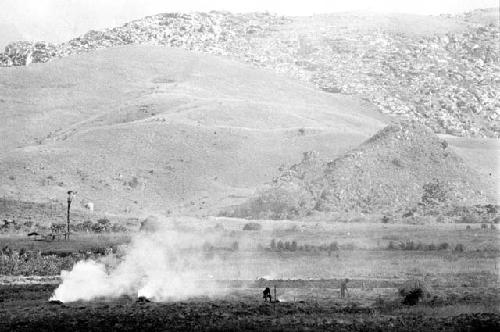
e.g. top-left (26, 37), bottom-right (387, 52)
top-left (263, 287), bottom-right (272, 302)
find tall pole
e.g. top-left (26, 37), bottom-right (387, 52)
top-left (66, 198), bottom-right (71, 240)
top-left (66, 191), bottom-right (74, 241)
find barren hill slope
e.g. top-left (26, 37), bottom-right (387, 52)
top-left (228, 121), bottom-right (494, 219)
top-left (0, 46), bottom-right (387, 216)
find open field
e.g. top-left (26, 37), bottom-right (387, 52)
top-left (1, 220), bottom-right (498, 330)
top-left (0, 283), bottom-right (499, 331)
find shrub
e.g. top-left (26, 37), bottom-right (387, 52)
top-left (481, 223), bottom-right (488, 230)
top-left (402, 288), bottom-right (424, 305)
top-left (454, 243), bottom-right (465, 252)
top-left (230, 185), bottom-right (315, 220)
top-left (242, 222), bottom-right (262, 231)
top-left (231, 241), bottom-right (239, 251)
top-left (399, 279), bottom-right (427, 306)
top-left (91, 222), bottom-right (105, 233)
top-left (381, 215), bottom-right (390, 223)
top-left (465, 225), bottom-right (472, 230)
top-left (202, 241), bottom-right (213, 252)
top-left (388, 241), bottom-right (396, 250)
top-left (427, 243), bottom-right (436, 251)
top-left (277, 240), bottom-right (284, 250)
top-left (290, 241), bottom-right (298, 251)
top-left (329, 242), bottom-right (339, 251)
top-left (438, 242), bottom-right (449, 250)
top-left (270, 239), bottom-right (276, 250)
top-left (403, 240), bottom-right (415, 250)
top-left (111, 223), bottom-right (128, 232)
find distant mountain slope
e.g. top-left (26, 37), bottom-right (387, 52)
top-left (227, 121), bottom-right (493, 219)
top-left (0, 46), bottom-right (387, 216)
top-left (0, 9), bottom-right (498, 138)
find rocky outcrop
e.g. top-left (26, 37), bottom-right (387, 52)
top-left (228, 121), bottom-right (493, 219)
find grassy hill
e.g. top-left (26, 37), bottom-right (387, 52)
top-left (0, 46), bottom-right (388, 217)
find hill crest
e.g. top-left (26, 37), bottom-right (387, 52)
top-left (227, 121), bottom-right (493, 219)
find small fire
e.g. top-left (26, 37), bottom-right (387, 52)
top-left (49, 220), bottom-right (231, 303)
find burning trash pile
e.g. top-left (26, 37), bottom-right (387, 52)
top-left (49, 220), bottom-right (233, 303)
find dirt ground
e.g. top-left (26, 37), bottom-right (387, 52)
top-left (1, 220), bottom-right (498, 331)
top-left (1, 283), bottom-right (499, 331)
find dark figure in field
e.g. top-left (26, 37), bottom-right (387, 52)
top-left (263, 287), bottom-right (272, 302)
top-left (340, 279), bottom-right (349, 298)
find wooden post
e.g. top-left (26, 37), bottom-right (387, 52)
top-left (273, 285), bottom-right (277, 314)
top-left (66, 191), bottom-right (75, 241)
top-left (66, 198), bottom-right (71, 240)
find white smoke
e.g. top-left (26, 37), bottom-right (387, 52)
top-left (50, 219), bottom-right (232, 302)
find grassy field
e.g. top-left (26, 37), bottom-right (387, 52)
top-left (1, 218), bottom-right (499, 330)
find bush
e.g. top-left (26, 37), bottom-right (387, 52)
top-left (402, 288), bottom-right (424, 305)
top-left (231, 241), bottom-right (239, 251)
top-left (426, 243), bottom-right (436, 251)
top-left (229, 185), bottom-right (315, 220)
top-left (438, 242), bottom-right (449, 250)
top-left (399, 279), bottom-right (427, 306)
top-left (329, 242), bottom-right (339, 251)
top-left (403, 240), bottom-right (415, 250)
top-left (111, 223), bottom-right (128, 232)
top-left (388, 241), bottom-right (397, 250)
top-left (202, 241), bottom-right (213, 252)
top-left (454, 243), bottom-right (465, 252)
top-left (270, 239), bottom-right (276, 250)
top-left (242, 222), bottom-right (262, 231)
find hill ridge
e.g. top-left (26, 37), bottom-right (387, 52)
top-left (0, 9), bottom-right (498, 138)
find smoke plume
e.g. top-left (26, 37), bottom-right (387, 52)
top-left (50, 218), bottom-right (232, 302)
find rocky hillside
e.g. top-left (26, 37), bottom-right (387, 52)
top-left (227, 121), bottom-right (493, 219)
top-left (0, 9), bottom-right (498, 138)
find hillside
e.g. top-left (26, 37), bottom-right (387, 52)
top-left (227, 121), bottom-right (495, 219)
top-left (0, 46), bottom-right (387, 217)
top-left (0, 9), bottom-right (498, 138)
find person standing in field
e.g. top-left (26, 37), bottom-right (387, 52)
top-left (340, 278), bottom-right (349, 298)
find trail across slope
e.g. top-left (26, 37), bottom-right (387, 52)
top-left (0, 46), bottom-right (387, 216)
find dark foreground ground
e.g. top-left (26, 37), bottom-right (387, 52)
top-left (1, 284), bottom-right (499, 332)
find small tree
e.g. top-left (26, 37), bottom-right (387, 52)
top-left (270, 239), bottom-right (276, 250)
top-left (291, 241), bottom-right (298, 251)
